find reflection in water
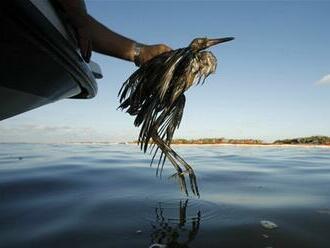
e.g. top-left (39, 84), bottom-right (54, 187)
top-left (150, 199), bottom-right (201, 247)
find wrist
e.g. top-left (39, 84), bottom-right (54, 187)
top-left (132, 42), bottom-right (145, 66)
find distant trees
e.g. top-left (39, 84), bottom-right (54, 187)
top-left (170, 138), bottom-right (264, 145)
top-left (273, 136), bottom-right (330, 145)
top-left (133, 136), bottom-right (330, 145)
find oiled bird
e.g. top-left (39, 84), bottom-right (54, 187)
top-left (118, 37), bottom-right (234, 196)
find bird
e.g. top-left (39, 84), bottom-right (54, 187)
top-left (118, 37), bottom-right (234, 196)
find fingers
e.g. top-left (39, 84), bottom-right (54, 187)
top-left (159, 44), bottom-right (172, 53)
top-left (79, 38), bottom-right (92, 63)
top-left (86, 40), bottom-right (92, 63)
top-left (139, 43), bottom-right (172, 65)
top-left (77, 27), bottom-right (92, 63)
top-left (152, 44), bottom-right (172, 56)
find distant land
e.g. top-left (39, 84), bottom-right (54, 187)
top-left (273, 136), bottom-right (330, 145)
top-left (170, 138), bottom-right (264, 145)
top-left (134, 136), bottom-right (330, 146)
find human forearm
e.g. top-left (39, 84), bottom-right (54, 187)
top-left (55, 0), bottom-right (134, 60)
top-left (54, 0), bottom-right (171, 64)
top-left (87, 15), bottom-right (136, 62)
top-left (87, 15), bottom-right (171, 65)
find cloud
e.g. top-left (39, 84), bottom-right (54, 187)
top-left (0, 124), bottom-right (99, 143)
top-left (316, 74), bottom-right (330, 85)
top-left (0, 122), bottom-right (137, 143)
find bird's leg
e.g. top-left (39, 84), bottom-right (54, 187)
top-left (153, 134), bottom-right (195, 173)
top-left (168, 154), bottom-right (199, 197)
top-left (167, 148), bottom-right (194, 173)
top-left (153, 135), bottom-right (199, 196)
top-left (151, 134), bottom-right (200, 196)
top-left (151, 133), bottom-right (189, 195)
top-left (147, 105), bottom-right (199, 196)
top-left (161, 147), bottom-right (199, 196)
top-left (151, 133), bottom-right (181, 173)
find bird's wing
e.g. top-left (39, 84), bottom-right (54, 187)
top-left (156, 48), bottom-right (187, 101)
top-left (118, 50), bottom-right (174, 114)
top-left (159, 94), bottom-right (186, 145)
top-left (118, 47), bottom-right (189, 155)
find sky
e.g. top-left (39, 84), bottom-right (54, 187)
top-left (1, 0), bottom-right (330, 143)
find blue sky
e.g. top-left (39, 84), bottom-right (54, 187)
top-left (1, 0), bottom-right (330, 143)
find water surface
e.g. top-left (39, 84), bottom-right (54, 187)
top-left (1, 143), bottom-right (330, 247)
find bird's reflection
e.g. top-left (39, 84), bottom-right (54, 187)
top-left (149, 199), bottom-right (201, 247)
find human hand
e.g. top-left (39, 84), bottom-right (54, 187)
top-left (74, 25), bottom-right (92, 63)
top-left (137, 44), bottom-right (172, 66)
top-left (69, 14), bottom-right (92, 63)
top-left (55, 0), bottom-right (92, 63)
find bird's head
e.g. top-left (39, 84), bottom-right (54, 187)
top-left (189, 37), bottom-right (234, 51)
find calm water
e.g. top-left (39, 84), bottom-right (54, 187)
top-left (1, 143), bottom-right (330, 248)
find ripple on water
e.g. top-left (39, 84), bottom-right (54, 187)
top-left (144, 198), bottom-right (226, 223)
top-left (1, 144), bottom-right (330, 247)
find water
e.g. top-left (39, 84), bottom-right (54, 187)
top-left (1, 143), bottom-right (330, 248)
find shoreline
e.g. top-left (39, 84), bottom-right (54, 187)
top-left (1, 142), bottom-right (330, 148)
top-left (170, 143), bottom-right (330, 148)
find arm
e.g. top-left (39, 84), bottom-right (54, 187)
top-left (55, 0), bottom-right (171, 64)
top-left (87, 15), bottom-right (136, 62)
top-left (87, 16), bottom-right (171, 65)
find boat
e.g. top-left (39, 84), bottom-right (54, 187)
top-left (0, 0), bottom-right (102, 121)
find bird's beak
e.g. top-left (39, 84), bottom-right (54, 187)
top-left (206, 37), bottom-right (235, 48)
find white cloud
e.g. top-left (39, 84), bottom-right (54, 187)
top-left (0, 124), bottom-right (101, 143)
top-left (316, 74), bottom-right (330, 85)
top-left (0, 122), bottom-right (137, 143)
